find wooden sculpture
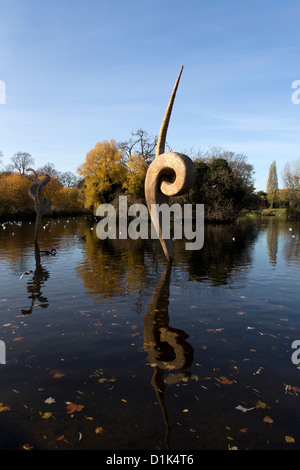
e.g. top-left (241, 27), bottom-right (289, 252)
top-left (27, 168), bottom-right (51, 240)
top-left (144, 66), bottom-right (196, 262)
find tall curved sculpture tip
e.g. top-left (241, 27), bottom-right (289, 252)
top-left (145, 67), bottom-right (196, 262)
top-left (155, 65), bottom-right (183, 158)
top-left (27, 168), bottom-right (51, 240)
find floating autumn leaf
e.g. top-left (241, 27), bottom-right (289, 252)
top-left (49, 369), bottom-right (65, 379)
top-left (216, 376), bottom-right (234, 385)
top-left (41, 412), bottom-right (53, 419)
top-left (0, 402), bottom-right (11, 412)
top-left (284, 384), bottom-right (300, 395)
top-left (239, 428), bottom-right (248, 434)
top-left (285, 435), bottom-right (295, 443)
top-left (235, 405), bottom-right (254, 413)
top-left (65, 402), bottom-right (84, 414)
top-left (44, 397), bottom-right (56, 404)
top-left (95, 426), bottom-right (104, 434)
top-left (22, 443), bottom-right (34, 450)
top-left (255, 401), bottom-right (268, 409)
top-left (98, 378), bottom-right (107, 384)
top-left (263, 416), bottom-right (274, 424)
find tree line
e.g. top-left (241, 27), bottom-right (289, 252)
top-left (266, 159), bottom-right (300, 210)
top-left (0, 151), bottom-right (84, 217)
top-left (77, 130), bottom-right (257, 221)
top-left (1, 129), bottom-right (299, 220)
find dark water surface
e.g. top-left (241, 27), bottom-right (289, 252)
top-left (0, 215), bottom-right (299, 450)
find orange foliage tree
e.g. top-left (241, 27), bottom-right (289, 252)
top-left (77, 139), bottom-right (127, 211)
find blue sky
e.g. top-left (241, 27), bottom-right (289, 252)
top-left (1, 0), bottom-right (300, 191)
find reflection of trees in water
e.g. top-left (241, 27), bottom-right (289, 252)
top-left (260, 217), bottom-right (300, 268)
top-left (76, 218), bottom-right (264, 294)
top-left (75, 230), bottom-right (163, 305)
top-left (266, 218), bottom-right (279, 267)
top-left (283, 220), bottom-right (300, 266)
top-left (143, 265), bottom-right (194, 449)
top-left (182, 218), bottom-right (259, 286)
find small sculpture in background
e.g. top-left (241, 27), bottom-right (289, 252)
top-left (144, 66), bottom-right (196, 262)
top-left (27, 168), bottom-right (51, 240)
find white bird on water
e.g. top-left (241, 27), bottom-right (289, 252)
top-left (20, 270), bottom-right (33, 279)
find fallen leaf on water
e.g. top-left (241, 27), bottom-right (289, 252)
top-left (216, 376), bottom-right (234, 385)
top-left (44, 397), bottom-right (56, 404)
top-left (22, 443), bottom-right (34, 450)
top-left (285, 435), bottom-right (295, 443)
top-left (263, 416), bottom-right (274, 424)
top-left (239, 428), bottom-right (248, 434)
top-left (98, 378), bottom-right (107, 383)
top-left (49, 370), bottom-right (65, 379)
top-left (41, 412), bottom-right (53, 419)
top-left (13, 337), bottom-right (23, 342)
top-left (284, 384), bottom-right (300, 395)
top-left (0, 403), bottom-right (10, 412)
top-left (95, 426), bottom-right (104, 434)
top-left (255, 401), bottom-right (268, 409)
top-left (65, 403), bottom-right (84, 414)
top-left (235, 405), bottom-right (254, 413)
top-left (182, 409), bottom-right (189, 413)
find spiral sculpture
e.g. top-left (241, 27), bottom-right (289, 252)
top-left (27, 168), bottom-right (51, 240)
top-left (144, 66), bottom-right (196, 262)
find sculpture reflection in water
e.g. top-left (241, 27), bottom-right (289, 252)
top-left (143, 265), bottom-right (194, 449)
top-left (20, 242), bottom-right (50, 314)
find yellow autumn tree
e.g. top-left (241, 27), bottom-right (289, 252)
top-left (77, 139), bottom-right (127, 211)
top-left (123, 152), bottom-right (148, 197)
top-left (0, 173), bottom-right (32, 214)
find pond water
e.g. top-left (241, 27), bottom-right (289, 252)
top-left (0, 214), bottom-right (299, 450)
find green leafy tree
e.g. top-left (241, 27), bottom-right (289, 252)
top-left (266, 161), bottom-right (278, 209)
top-left (191, 158), bottom-right (246, 221)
